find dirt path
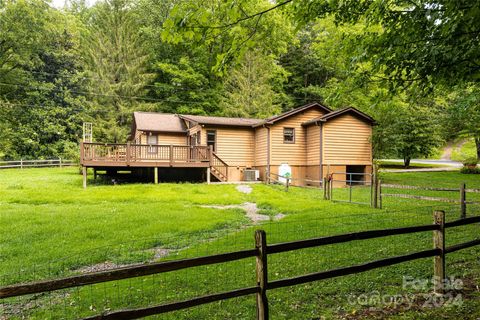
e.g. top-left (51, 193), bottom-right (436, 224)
top-left (440, 141), bottom-right (454, 160)
top-left (201, 202), bottom-right (284, 223)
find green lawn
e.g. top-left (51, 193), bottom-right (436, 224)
top-left (378, 160), bottom-right (447, 169)
top-left (1, 168), bottom-right (479, 319)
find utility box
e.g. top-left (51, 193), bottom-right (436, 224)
top-left (244, 169), bottom-right (259, 181)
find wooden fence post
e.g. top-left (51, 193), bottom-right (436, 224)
top-left (208, 146), bottom-right (213, 166)
top-left (126, 142), bottom-right (131, 166)
top-left (433, 210), bottom-right (446, 295)
top-left (285, 178), bottom-right (290, 192)
top-left (59, 157), bottom-right (62, 168)
top-left (460, 183), bottom-right (466, 219)
top-left (20, 158), bottom-right (23, 169)
top-left (82, 167), bottom-right (87, 189)
top-left (255, 230), bottom-right (269, 320)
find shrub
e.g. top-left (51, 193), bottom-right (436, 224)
top-left (462, 156), bottom-right (478, 167)
top-left (460, 166), bottom-right (480, 174)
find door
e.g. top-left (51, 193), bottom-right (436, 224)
top-left (207, 130), bottom-right (216, 152)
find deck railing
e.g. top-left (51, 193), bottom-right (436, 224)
top-left (81, 142), bottom-right (210, 165)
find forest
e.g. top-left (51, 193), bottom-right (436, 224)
top-left (0, 0), bottom-right (479, 166)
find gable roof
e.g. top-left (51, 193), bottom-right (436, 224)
top-left (252, 102), bottom-right (332, 128)
top-left (178, 114), bottom-right (263, 127)
top-left (133, 112), bottom-right (187, 133)
top-left (302, 107), bottom-right (375, 126)
top-left (131, 103), bottom-right (374, 134)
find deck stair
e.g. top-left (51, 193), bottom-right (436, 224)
top-left (210, 152), bottom-right (228, 182)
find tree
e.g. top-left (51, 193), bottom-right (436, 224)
top-left (0, 0), bottom-right (87, 160)
top-left (373, 102), bottom-right (443, 167)
top-left (81, 0), bottom-right (154, 142)
top-left (291, 0), bottom-right (480, 88)
top-left (279, 24), bottom-right (336, 106)
top-left (443, 84), bottom-right (480, 161)
top-left (161, 0), bottom-right (294, 75)
top-left (220, 51), bottom-right (284, 118)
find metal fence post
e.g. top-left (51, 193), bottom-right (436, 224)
top-left (286, 178), bottom-right (290, 192)
top-left (370, 174), bottom-right (375, 208)
top-left (460, 183), bottom-right (466, 219)
top-left (349, 173), bottom-right (352, 203)
top-left (255, 230), bottom-right (269, 320)
top-left (433, 210), bottom-right (446, 295)
top-left (323, 177), bottom-right (328, 200)
top-left (329, 175), bottom-right (333, 201)
top-left (374, 179), bottom-right (382, 209)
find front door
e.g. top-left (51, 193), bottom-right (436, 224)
top-left (207, 130), bottom-right (216, 152)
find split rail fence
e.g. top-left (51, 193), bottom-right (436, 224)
top-left (0, 158), bottom-right (75, 169)
top-left (382, 183), bottom-right (480, 218)
top-left (0, 211), bottom-right (479, 319)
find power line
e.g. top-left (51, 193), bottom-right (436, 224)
top-left (23, 70), bottom-right (199, 91)
top-left (0, 81), bottom-right (208, 104)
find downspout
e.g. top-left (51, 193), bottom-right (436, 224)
top-left (266, 125), bottom-right (271, 183)
top-left (319, 122), bottom-right (323, 183)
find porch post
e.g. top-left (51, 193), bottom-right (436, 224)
top-left (206, 167), bottom-right (211, 184)
top-left (154, 167), bottom-right (158, 184)
top-left (82, 167), bottom-right (87, 189)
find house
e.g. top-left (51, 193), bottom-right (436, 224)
top-left (80, 102), bottom-right (374, 187)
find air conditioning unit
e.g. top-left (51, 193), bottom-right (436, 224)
top-left (244, 169), bottom-right (260, 181)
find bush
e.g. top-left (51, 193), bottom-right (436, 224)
top-left (460, 166), bottom-right (480, 174)
top-left (462, 156), bottom-right (478, 167)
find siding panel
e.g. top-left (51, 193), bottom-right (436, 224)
top-left (255, 127), bottom-right (268, 166)
top-left (270, 109), bottom-right (326, 166)
top-left (202, 127), bottom-right (255, 167)
top-left (323, 114), bottom-right (372, 164)
top-left (139, 132), bottom-right (187, 145)
top-left (306, 125), bottom-right (320, 165)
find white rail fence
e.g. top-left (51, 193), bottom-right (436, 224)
top-left (0, 158), bottom-right (75, 169)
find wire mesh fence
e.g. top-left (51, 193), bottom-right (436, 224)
top-left (1, 200), bottom-right (479, 319)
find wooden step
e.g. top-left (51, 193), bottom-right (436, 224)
top-left (210, 167), bottom-right (227, 182)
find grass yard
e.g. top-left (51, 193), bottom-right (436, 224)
top-left (377, 160), bottom-right (447, 169)
top-left (1, 168), bottom-right (480, 319)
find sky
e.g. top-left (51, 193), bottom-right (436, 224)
top-left (50, 0), bottom-right (98, 9)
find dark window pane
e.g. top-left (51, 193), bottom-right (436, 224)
top-left (283, 128), bottom-right (295, 143)
top-left (207, 130), bottom-right (216, 151)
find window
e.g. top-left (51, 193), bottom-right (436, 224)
top-left (147, 134), bottom-right (157, 154)
top-left (207, 130), bottom-right (216, 151)
top-left (283, 128), bottom-right (295, 144)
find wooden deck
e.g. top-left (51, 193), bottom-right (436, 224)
top-left (80, 142), bottom-right (212, 168)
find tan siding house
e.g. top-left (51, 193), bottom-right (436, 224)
top-left (81, 102), bottom-right (374, 185)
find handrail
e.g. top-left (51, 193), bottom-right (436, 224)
top-left (212, 152), bottom-right (228, 167)
top-left (81, 143), bottom-right (211, 164)
top-left (209, 150), bottom-right (228, 181)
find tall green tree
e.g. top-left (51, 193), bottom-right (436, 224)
top-left (82, 0), bottom-right (153, 142)
top-left (373, 101), bottom-right (443, 166)
top-left (221, 51), bottom-right (285, 118)
top-left (0, 0), bottom-right (86, 160)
